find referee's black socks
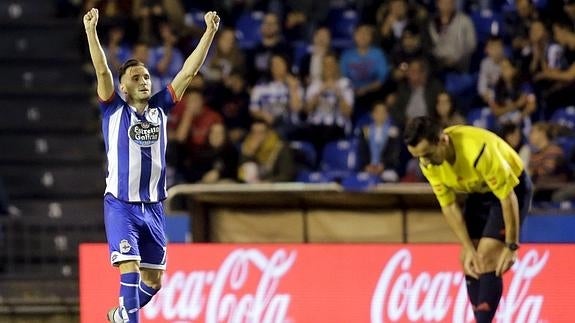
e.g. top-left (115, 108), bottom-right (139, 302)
top-left (476, 271), bottom-right (503, 323)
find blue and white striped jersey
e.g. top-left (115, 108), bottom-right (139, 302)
top-left (100, 86), bottom-right (177, 202)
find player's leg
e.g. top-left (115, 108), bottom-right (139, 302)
top-left (104, 194), bottom-right (143, 322)
top-left (462, 193), bottom-right (488, 321)
top-left (137, 201), bottom-right (167, 309)
top-left (474, 172), bottom-right (533, 323)
top-left (139, 268), bottom-right (163, 308)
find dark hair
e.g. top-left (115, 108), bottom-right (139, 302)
top-left (486, 35), bottom-right (503, 44)
top-left (403, 116), bottom-right (442, 146)
top-left (499, 122), bottom-right (520, 138)
top-left (118, 59), bottom-right (145, 82)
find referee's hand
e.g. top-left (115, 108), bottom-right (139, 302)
top-left (83, 8), bottom-right (99, 32)
top-left (496, 248), bottom-right (517, 276)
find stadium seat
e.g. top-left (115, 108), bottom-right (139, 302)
top-left (296, 170), bottom-right (332, 183)
top-left (235, 11), bottom-right (264, 49)
top-left (0, 97), bottom-right (94, 132)
top-left (471, 9), bottom-right (504, 43)
top-left (184, 8), bottom-right (206, 28)
top-left (320, 139), bottom-right (363, 180)
top-left (341, 172), bottom-right (381, 191)
top-left (289, 140), bottom-right (317, 171)
top-left (466, 107), bottom-right (497, 129)
top-left (445, 72), bottom-right (478, 98)
top-left (327, 8), bottom-right (358, 49)
top-left (0, 166), bottom-right (105, 198)
top-left (551, 106), bottom-right (575, 130)
top-left (0, 135), bottom-right (102, 163)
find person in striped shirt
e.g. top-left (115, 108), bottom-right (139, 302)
top-left (83, 8), bottom-right (219, 323)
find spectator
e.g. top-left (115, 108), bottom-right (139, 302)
top-left (390, 57), bottom-right (444, 128)
top-left (188, 123), bottom-right (239, 183)
top-left (202, 28), bottom-right (246, 85)
top-left (212, 70), bottom-right (252, 144)
top-left (357, 101), bottom-right (402, 182)
top-left (499, 122), bottom-right (531, 168)
top-left (477, 36), bottom-right (505, 105)
top-left (238, 119), bottom-right (295, 183)
top-left (533, 21), bottom-right (575, 114)
top-left (489, 58), bottom-right (536, 131)
top-left (103, 24), bottom-right (132, 81)
top-left (389, 23), bottom-right (433, 83)
top-left (132, 0), bottom-right (167, 43)
top-left (376, 0), bottom-right (427, 53)
top-left (245, 13), bottom-right (292, 85)
top-left (298, 27), bottom-right (332, 85)
top-left (149, 21), bottom-right (184, 90)
top-left (428, 0), bottom-right (476, 73)
top-left (249, 54), bottom-right (304, 139)
top-left (168, 88), bottom-right (223, 174)
top-left (304, 52), bottom-right (354, 153)
top-left (433, 91), bottom-right (465, 128)
top-left (528, 122), bottom-right (570, 185)
top-left (525, 20), bottom-right (564, 77)
top-left (505, 0), bottom-right (539, 57)
top-left (128, 40), bottom-right (164, 93)
top-left (340, 24), bottom-right (390, 120)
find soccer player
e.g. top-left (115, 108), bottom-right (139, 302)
top-left (83, 8), bottom-right (219, 323)
top-left (404, 116), bottom-right (533, 323)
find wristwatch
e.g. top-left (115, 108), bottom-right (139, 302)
top-left (505, 242), bottom-right (520, 251)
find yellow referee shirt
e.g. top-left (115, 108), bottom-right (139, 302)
top-left (421, 125), bottom-right (524, 207)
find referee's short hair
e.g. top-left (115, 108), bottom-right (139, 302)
top-left (404, 116), bottom-right (442, 146)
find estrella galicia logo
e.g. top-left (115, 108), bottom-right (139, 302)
top-left (129, 121), bottom-right (160, 147)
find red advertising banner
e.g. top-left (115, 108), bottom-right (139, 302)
top-left (80, 244), bottom-right (573, 323)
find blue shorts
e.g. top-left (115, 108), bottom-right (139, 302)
top-left (104, 194), bottom-right (167, 270)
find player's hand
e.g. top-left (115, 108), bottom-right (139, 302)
top-left (496, 247), bottom-right (517, 276)
top-left (204, 11), bottom-right (220, 32)
top-left (83, 8), bottom-right (99, 32)
top-left (463, 248), bottom-right (480, 279)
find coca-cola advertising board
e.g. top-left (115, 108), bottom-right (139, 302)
top-left (79, 244), bottom-right (574, 323)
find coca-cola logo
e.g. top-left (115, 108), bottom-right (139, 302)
top-left (143, 248), bottom-right (297, 322)
top-left (370, 249), bottom-right (549, 323)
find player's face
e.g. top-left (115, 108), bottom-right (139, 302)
top-left (408, 139), bottom-right (445, 166)
top-left (121, 66), bottom-right (152, 101)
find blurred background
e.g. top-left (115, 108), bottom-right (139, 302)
top-left (1, 0), bottom-right (575, 322)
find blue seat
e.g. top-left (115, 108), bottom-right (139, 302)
top-left (445, 72), bottom-right (478, 97)
top-left (235, 11), bottom-right (264, 49)
top-left (327, 8), bottom-right (358, 49)
top-left (551, 106), bottom-right (575, 130)
top-left (466, 107), bottom-right (496, 129)
top-left (296, 170), bottom-right (332, 183)
top-left (289, 140), bottom-right (317, 170)
top-left (320, 139), bottom-right (362, 174)
top-left (471, 10), bottom-right (504, 43)
top-left (184, 9), bottom-right (206, 28)
top-left (341, 172), bottom-right (381, 191)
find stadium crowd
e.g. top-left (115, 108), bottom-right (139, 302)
top-left (76, 0), bottom-right (575, 206)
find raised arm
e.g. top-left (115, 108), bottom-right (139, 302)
top-left (170, 11), bottom-right (219, 100)
top-left (83, 8), bottom-right (114, 101)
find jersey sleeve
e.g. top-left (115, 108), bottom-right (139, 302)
top-left (98, 91), bottom-right (123, 116)
top-left (149, 85), bottom-right (178, 114)
top-left (421, 164), bottom-right (457, 207)
top-left (475, 143), bottom-right (520, 200)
